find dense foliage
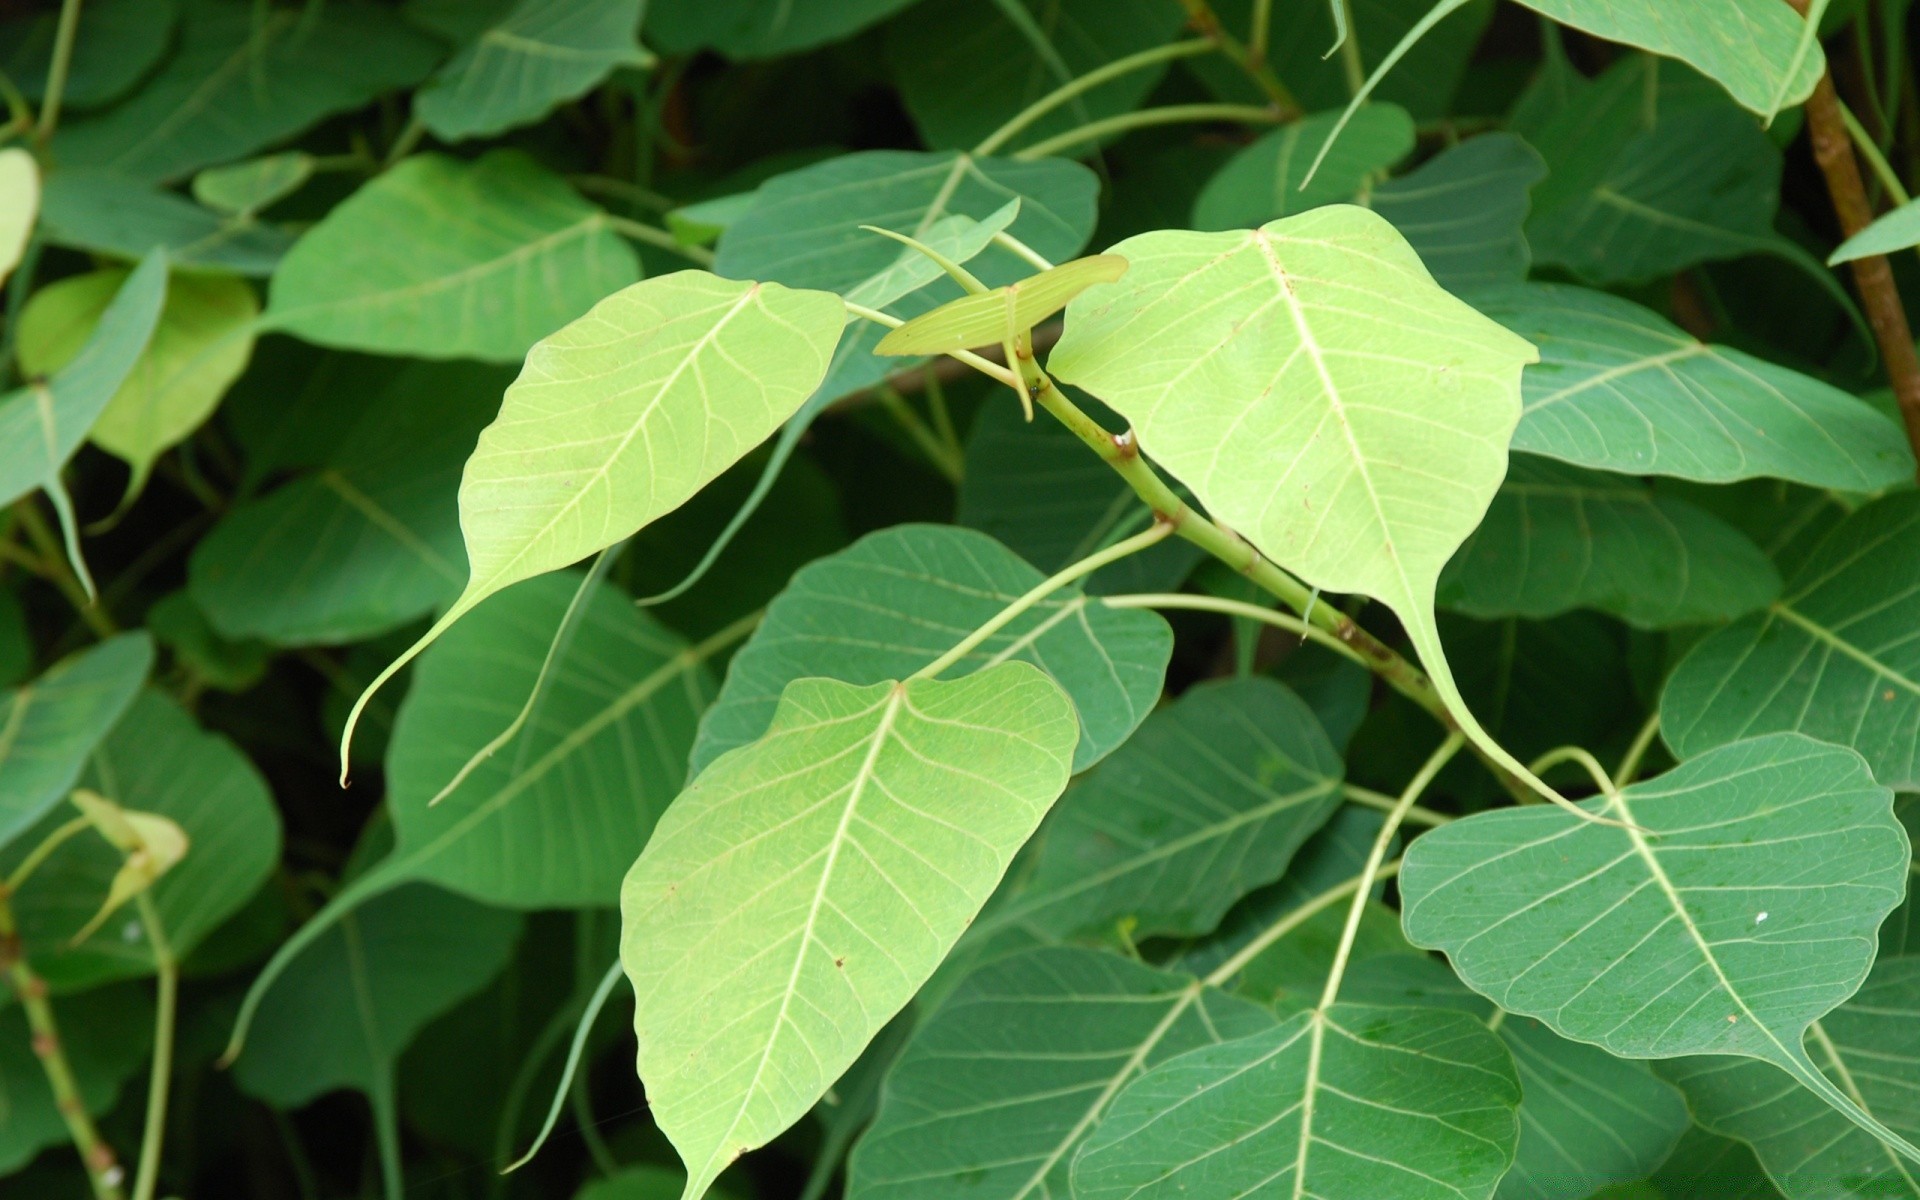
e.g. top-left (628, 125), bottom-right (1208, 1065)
top-left (4, 1), bottom-right (1920, 1198)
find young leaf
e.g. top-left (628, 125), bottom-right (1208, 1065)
top-left (415, 0), bottom-right (649, 142)
top-left (1071, 1004), bottom-right (1520, 1200)
top-left (1660, 956), bottom-right (1920, 1200)
top-left (621, 664), bottom-right (1079, 1199)
top-left (0, 633), bottom-right (151, 851)
top-left (988, 677), bottom-right (1344, 942)
top-left (1369, 133), bottom-right (1545, 291)
top-left (846, 947), bottom-right (1275, 1200)
top-left (873, 255), bottom-right (1127, 356)
top-left (1193, 106), bottom-right (1416, 232)
top-left (1400, 733), bottom-right (1917, 1159)
top-left (1831, 196), bottom-right (1920, 264)
top-left (39, 170), bottom-right (293, 275)
top-left (843, 201), bottom-right (1020, 312)
top-left (263, 151), bottom-right (640, 362)
top-left (690, 524), bottom-right (1171, 775)
top-left (0, 149), bottom-right (35, 287)
top-left (16, 265), bottom-right (257, 505)
top-left (1050, 205), bottom-right (1552, 809)
top-left (1662, 493), bottom-right (1920, 790)
top-left (1437, 455), bottom-right (1781, 629)
top-left (1475, 282), bottom-right (1915, 490)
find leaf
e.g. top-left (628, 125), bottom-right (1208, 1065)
top-left (645, 0), bottom-right (923, 58)
top-left (0, 149), bottom-right (35, 287)
top-left (415, 0), bottom-right (649, 141)
top-left (189, 362), bottom-right (508, 646)
top-left (621, 663), bottom-right (1079, 1198)
top-left (52, 0), bottom-right (441, 183)
top-left (1661, 956), bottom-right (1920, 1200)
top-left (1192, 106), bottom-right (1416, 232)
top-left (145, 590), bottom-right (270, 692)
top-left (843, 201), bottom-right (1020, 312)
top-left (987, 677), bottom-right (1344, 942)
top-left (884, 0), bottom-right (1186, 151)
top-left (0, 0), bottom-right (177, 110)
top-left (845, 947), bottom-right (1274, 1200)
top-left (1475, 282), bottom-right (1915, 490)
top-left (16, 264), bottom-right (258, 502)
top-left (1436, 455), bottom-right (1781, 629)
top-left (39, 170), bottom-right (294, 276)
top-left (1071, 1004), bottom-right (1520, 1200)
top-left (957, 393), bottom-right (1204, 595)
top-left (231, 883), bottom-right (523, 1106)
top-left (1832, 196), bottom-right (1920, 264)
top-left (1370, 132), bottom-right (1545, 291)
top-left (1400, 733), bottom-right (1919, 1158)
top-left (1662, 493), bottom-right (1920, 791)
top-left (1051, 205), bottom-right (1549, 807)
top-left (0, 984), bottom-right (152, 1174)
top-left (262, 151), bottom-right (641, 362)
top-left (873, 255), bottom-right (1128, 355)
top-left (1, 690), bottom-right (279, 989)
top-left (690, 524), bottom-right (1171, 776)
top-left (0, 634), bottom-right (152, 853)
top-left (1648, 1127), bottom-right (1784, 1200)
top-left (191, 152), bottom-right (314, 215)
top-left (579, 1167), bottom-right (741, 1200)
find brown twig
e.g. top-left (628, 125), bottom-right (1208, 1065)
top-left (1788, 0), bottom-right (1920, 481)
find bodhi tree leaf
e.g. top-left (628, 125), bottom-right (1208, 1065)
top-left (1662, 493), bottom-right (1920, 791)
top-left (846, 947), bottom-right (1275, 1200)
top-left (0, 985), bottom-right (153, 1175)
top-left (873, 255), bottom-right (1127, 355)
top-left (690, 524), bottom-right (1172, 775)
top-left (53, 0), bottom-right (441, 183)
top-left (1832, 196), bottom-right (1920, 264)
top-left (1071, 1004), bottom-right (1520, 1200)
top-left (263, 151), bottom-right (640, 362)
top-left (38, 171), bottom-right (294, 276)
top-left (1370, 133), bottom-right (1545, 291)
top-left (646, 0), bottom-right (921, 58)
top-left (1649, 1127), bottom-right (1784, 1199)
top-left (983, 677), bottom-right (1344, 942)
top-left (190, 153), bottom-right (314, 216)
top-left (621, 663), bottom-right (1079, 1199)
top-left (1193, 106), bottom-right (1416, 232)
top-left (1660, 955), bottom-right (1920, 1200)
top-left (0, 634), bottom-right (151, 851)
top-left (17, 265), bottom-right (258, 503)
top-left (0, 150), bottom-right (35, 287)
top-left (0, 0), bottom-right (177, 110)
top-left (1437, 455), bottom-right (1781, 629)
top-left (1399, 733), bottom-right (1918, 1160)
top-left (1051, 205), bottom-right (1550, 806)
top-left (1476, 283), bottom-right (1915, 491)
top-left (416, 0), bottom-right (649, 142)
top-left (1, 690), bottom-right (280, 990)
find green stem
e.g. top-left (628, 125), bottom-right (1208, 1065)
top-left (1013, 103), bottom-right (1281, 161)
top-left (568, 174), bottom-right (674, 212)
top-left (503, 959), bottom-right (624, 1174)
top-left (876, 387), bottom-right (965, 483)
top-left (844, 302), bottom-right (1021, 386)
top-left (1203, 861), bottom-right (1400, 989)
top-left (1103, 592), bottom-right (1367, 667)
top-left (130, 894), bottom-right (175, 1200)
top-left (34, 0), bottom-right (84, 143)
top-left (1342, 783), bottom-right (1451, 827)
top-left (1840, 98), bottom-right (1912, 203)
top-left (382, 113), bottom-right (424, 167)
top-left (924, 369), bottom-right (962, 464)
top-left (1249, 0), bottom-right (1273, 59)
top-left (14, 500), bottom-right (114, 638)
top-left (368, 1071), bottom-right (403, 1200)
top-left (1176, 0), bottom-right (1299, 112)
top-left (911, 522), bottom-right (1175, 680)
top-left (974, 39), bottom-right (1214, 156)
top-left (6, 815), bottom-right (93, 892)
top-left (1529, 744), bottom-right (1617, 798)
top-left (605, 214), bottom-right (716, 266)
top-left (1319, 733), bottom-right (1461, 1009)
top-left (1613, 713), bottom-right (1661, 787)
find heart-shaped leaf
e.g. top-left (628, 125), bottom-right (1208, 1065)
top-left (0, 633), bottom-right (152, 851)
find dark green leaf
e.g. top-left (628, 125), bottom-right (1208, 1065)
top-left (1193, 106), bottom-right (1415, 232)
top-left (0, 634), bottom-right (152, 850)
top-left (415, 0), bottom-right (649, 141)
top-left (1371, 133), bottom-right (1544, 291)
top-left (1, 0), bottom-right (177, 110)
top-left (39, 170), bottom-right (294, 276)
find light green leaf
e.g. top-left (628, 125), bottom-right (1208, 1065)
top-left (1476, 282), bottom-right (1915, 490)
top-left (1, 690), bottom-right (279, 989)
top-left (232, 883), bottom-right (523, 1106)
top-left (0, 984), bottom-right (152, 1174)
top-left (416, 0), bottom-right (649, 141)
top-left (1661, 956), bottom-right (1920, 1200)
top-left (52, 0), bottom-right (441, 183)
top-left (1833, 197), bottom-right (1920, 264)
top-left (1370, 132), bottom-right (1545, 291)
top-left (1662, 493), bottom-right (1920, 791)
top-left (874, 254), bottom-right (1128, 355)
top-left (987, 677), bottom-right (1343, 942)
top-left (885, 0), bottom-right (1186, 151)
top-left (1051, 205), bottom-right (1549, 809)
top-left (263, 151), bottom-right (640, 362)
top-left (0, 633), bottom-right (152, 851)
top-left (1193, 106), bottom-right (1415, 232)
top-left (691, 524), bottom-right (1172, 775)
top-left (1072, 1004), bottom-right (1520, 1200)
top-left (1437, 455), bottom-right (1781, 628)
top-left (844, 202), bottom-right (1020, 311)
top-left (0, 0), bottom-right (177, 110)
top-left (0, 149), bottom-right (35, 287)
top-left (191, 152), bottom-right (315, 216)
top-left (646, 0), bottom-right (922, 58)
top-left (622, 663), bottom-right (1079, 1199)
top-left (957, 394), bottom-right (1204, 595)
top-left (39, 170), bottom-right (293, 276)
top-left (189, 362), bottom-right (508, 646)
top-left (17, 265), bottom-right (258, 503)
top-left (846, 947), bottom-right (1274, 1200)
top-left (1400, 733), bottom-right (1918, 1159)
